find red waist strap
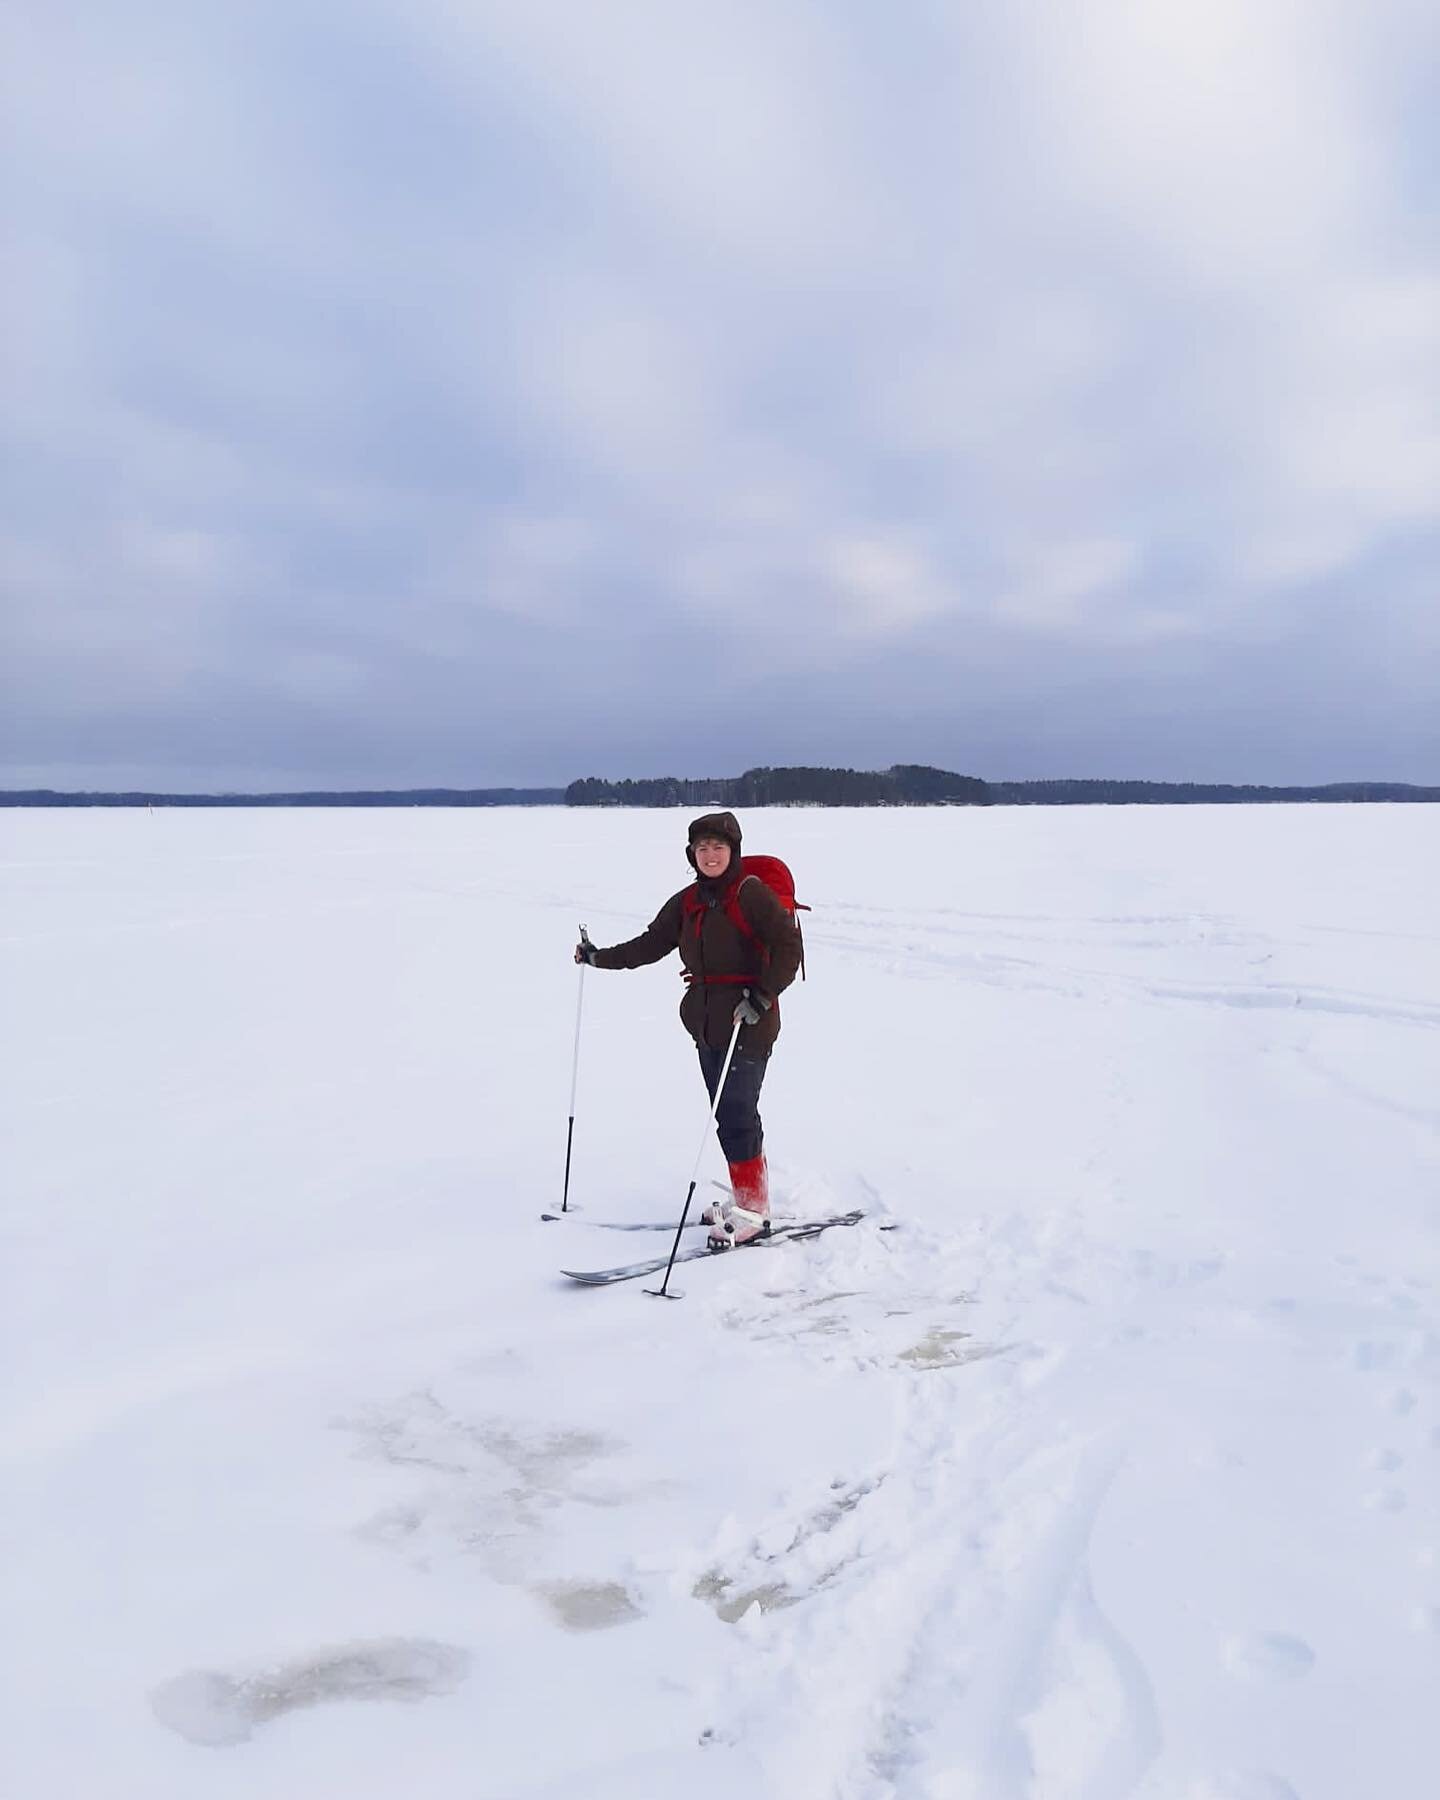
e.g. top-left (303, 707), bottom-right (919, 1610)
top-left (683, 971), bottom-right (758, 987)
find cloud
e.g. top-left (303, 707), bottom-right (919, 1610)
top-left (824, 535), bottom-right (955, 637)
top-left (996, 537), bottom-right (1144, 635)
top-left (2, 0), bottom-right (1437, 787)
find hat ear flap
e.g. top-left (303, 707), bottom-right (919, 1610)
top-left (685, 844), bottom-right (697, 869)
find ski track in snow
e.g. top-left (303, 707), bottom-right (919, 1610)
top-left (681, 1229), bottom-right (1183, 1798)
top-left (3, 806), bottom-right (1438, 1800)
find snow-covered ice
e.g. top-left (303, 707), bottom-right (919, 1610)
top-left (2, 803), bottom-right (1437, 1799)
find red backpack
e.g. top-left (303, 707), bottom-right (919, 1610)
top-left (681, 854), bottom-right (809, 985)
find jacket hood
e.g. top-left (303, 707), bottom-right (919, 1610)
top-left (685, 810), bottom-right (743, 869)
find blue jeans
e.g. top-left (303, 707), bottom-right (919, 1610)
top-left (696, 1045), bottom-right (769, 1164)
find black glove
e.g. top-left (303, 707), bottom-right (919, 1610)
top-left (574, 940), bottom-right (598, 966)
top-left (733, 989), bottom-right (771, 1027)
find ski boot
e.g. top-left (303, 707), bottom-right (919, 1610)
top-left (707, 1155), bottom-right (771, 1251)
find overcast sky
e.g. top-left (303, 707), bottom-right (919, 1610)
top-left (3, 0), bottom-right (1437, 790)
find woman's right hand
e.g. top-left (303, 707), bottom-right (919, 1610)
top-left (574, 941), bottom-right (598, 966)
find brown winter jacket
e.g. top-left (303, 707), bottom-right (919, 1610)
top-left (593, 869), bottom-right (802, 1052)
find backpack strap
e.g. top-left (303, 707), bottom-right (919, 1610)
top-left (723, 874), bottom-right (763, 948)
top-left (682, 877), bottom-right (768, 990)
top-left (731, 873), bottom-right (806, 983)
top-left (727, 875), bottom-right (783, 993)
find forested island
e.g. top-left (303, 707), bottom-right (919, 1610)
top-left (564, 765), bottom-right (990, 807)
top-left (564, 767), bottom-right (1437, 806)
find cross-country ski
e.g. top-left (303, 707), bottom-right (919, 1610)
top-left (560, 1211), bottom-right (865, 1284)
top-left (543, 1214), bottom-right (799, 1232)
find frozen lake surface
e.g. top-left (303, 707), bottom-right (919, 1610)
top-left (3, 803), bottom-right (1438, 1798)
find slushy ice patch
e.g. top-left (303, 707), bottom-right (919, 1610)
top-left (150, 1637), bottom-right (471, 1746)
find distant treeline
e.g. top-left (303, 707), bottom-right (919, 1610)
top-left (988, 780), bottom-right (1439, 805)
top-left (0, 788), bottom-right (566, 808)
top-left (565, 765), bottom-right (992, 807)
top-left (564, 768), bottom-right (1438, 807)
top-left (5, 775), bottom-right (1435, 808)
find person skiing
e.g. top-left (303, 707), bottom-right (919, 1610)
top-left (574, 811), bottom-right (802, 1250)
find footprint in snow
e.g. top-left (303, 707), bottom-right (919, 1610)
top-left (692, 1572), bottom-right (801, 1623)
top-left (897, 1325), bottom-right (1006, 1370)
top-left (150, 1637), bottom-right (470, 1747)
top-left (693, 1474), bottom-right (881, 1623)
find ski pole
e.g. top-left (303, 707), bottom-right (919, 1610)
top-left (645, 1008), bottom-right (746, 1301)
top-left (558, 925), bottom-right (591, 1215)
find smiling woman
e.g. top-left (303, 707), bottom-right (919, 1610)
top-left (577, 810), bottom-right (803, 1248)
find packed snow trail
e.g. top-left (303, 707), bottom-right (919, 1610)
top-left (2, 805), bottom-right (1437, 1799)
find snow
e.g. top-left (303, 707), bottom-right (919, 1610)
top-left (2, 802), bottom-right (1437, 1799)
